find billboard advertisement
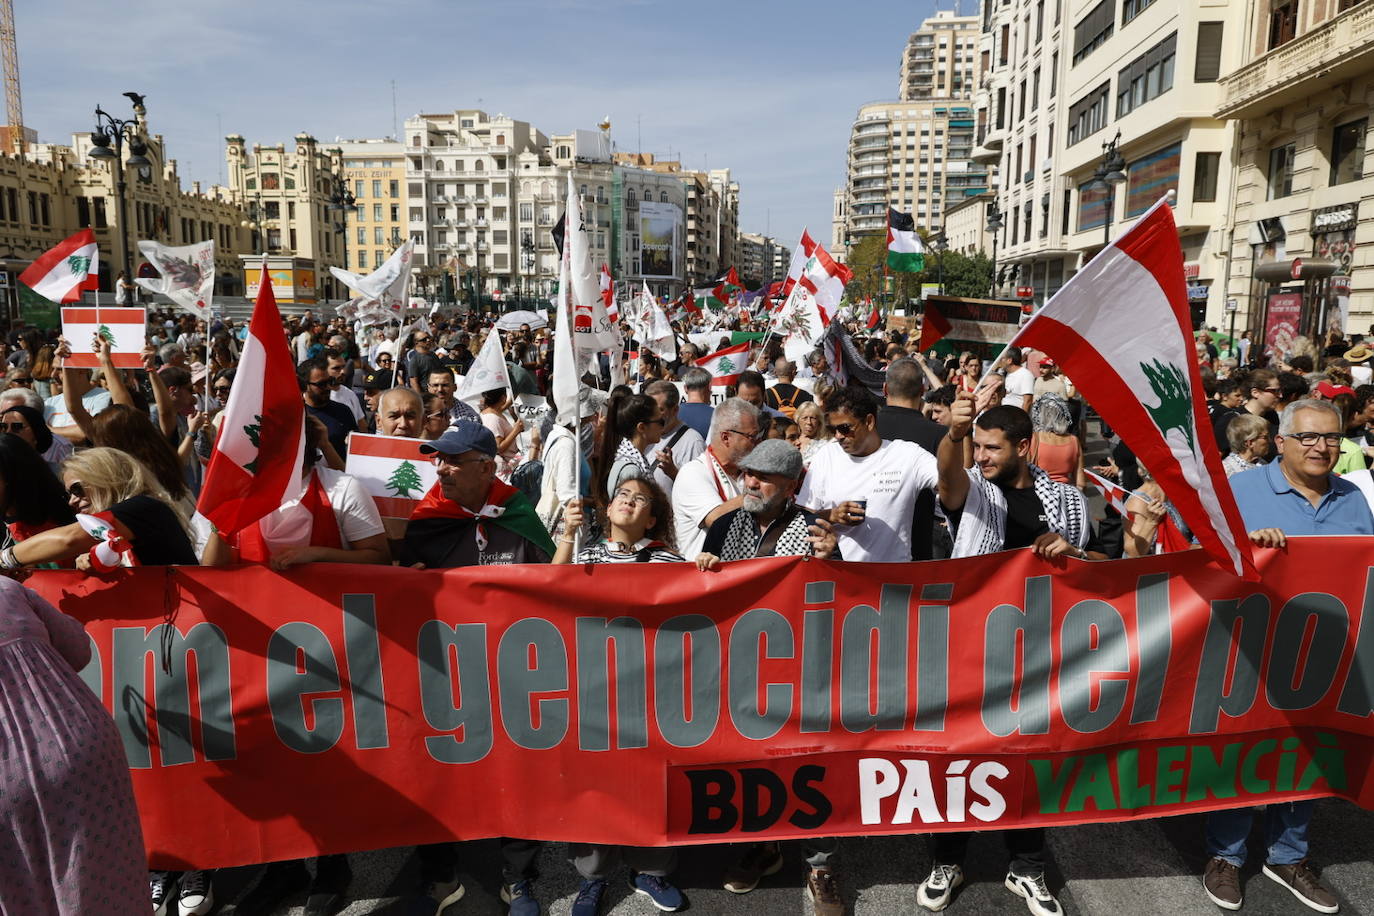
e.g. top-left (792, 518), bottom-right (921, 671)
top-left (639, 201), bottom-right (680, 279)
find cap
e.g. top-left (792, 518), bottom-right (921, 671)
top-left (1039, 357), bottom-right (1057, 367)
top-left (163, 319), bottom-right (176, 329)
top-left (1315, 380), bottom-right (1356, 399)
top-left (363, 369), bottom-right (392, 389)
top-left (418, 421), bottom-right (497, 457)
top-left (1344, 344), bottom-right (1372, 364)
top-left (737, 438), bottom-right (804, 480)
top-left (190, 361), bottom-right (208, 384)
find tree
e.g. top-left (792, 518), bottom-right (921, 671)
top-left (937, 250), bottom-right (995, 299)
top-left (842, 232), bottom-right (930, 305)
top-left (386, 460), bottom-right (424, 498)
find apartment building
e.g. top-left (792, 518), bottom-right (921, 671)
top-left (738, 231), bottom-right (788, 285)
top-left (335, 139), bottom-right (407, 277)
top-left (899, 10), bottom-right (983, 101)
top-left (1216, 0), bottom-right (1374, 341)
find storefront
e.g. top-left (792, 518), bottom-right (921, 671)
top-left (1311, 203), bottom-right (1358, 337)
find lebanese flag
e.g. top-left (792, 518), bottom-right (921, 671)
top-left (1006, 197), bottom-right (1256, 578)
top-left (20, 229), bottom-right (99, 303)
top-left (695, 341), bottom-right (751, 386)
top-left (344, 432), bottom-right (439, 520)
top-left (196, 267), bottom-right (306, 538)
top-left (919, 297), bottom-right (953, 350)
top-left (886, 208), bottom-right (925, 272)
top-left (781, 229), bottom-right (815, 298)
top-left (1084, 468), bottom-right (1132, 516)
top-left (797, 240), bottom-right (851, 323)
top-left (60, 307), bottom-right (146, 368)
top-left (600, 263), bottom-right (618, 322)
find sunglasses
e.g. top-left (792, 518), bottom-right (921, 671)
top-left (67, 481), bottom-right (86, 500)
top-left (306, 378), bottom-right (339, 389)
top-left (10, 377), bottom-right (32, 385)
top-left (830, 422), bottom-right (863, 437)
top-left (212, 384), bottom-right (231, 395)
top-left (0, 421), bottom-right (27, 433)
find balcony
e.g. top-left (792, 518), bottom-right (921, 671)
top-left (473, 196), bottom-right (490, 206)
top-left (1218, 4), bottom-right (1374, 119)
top-left (475, 219), bottom-right (489, 228)
top-left (430, 195), bottom-right (448, 204)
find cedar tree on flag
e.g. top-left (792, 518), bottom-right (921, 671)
top-left (695, 341), bottom-right (751, 386)
top-left (886, 208), bottom-right (925, 272)
top-left (19, 229), bottom-right (100, 304)
top-left (1004, 196), bottom-right (1256, 578)
top-left (196, 266), bottom-right (305, 537)
top-left (782, 229), bottom-right (815, 298)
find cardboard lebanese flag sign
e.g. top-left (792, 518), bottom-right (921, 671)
top-left (695, 341), bottom-right (751, 386)
top-left (61, 307), bottom-right (146, 368)
top-left (345, 433), bottom-right (438, 520)
top-left (1007, 197), bottom-right (1256, 578)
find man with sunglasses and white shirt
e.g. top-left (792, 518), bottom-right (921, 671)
top-left (1201, 398), bottom-right (1372, 914)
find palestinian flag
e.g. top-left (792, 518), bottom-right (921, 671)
top-left (695, 340), bottom-right (751, 386)
top-left (196, 265), bottom-right (306, 537)
top-left (887, 208), bottom-right (925, 273)
top-left (405, 477), bottom-right (555, 566)
top-left (19, 229), bottom-right (99, 303)
top-left (918, 297), bottom-right (953, 351)
top-left (1006, 196), bottom-right (1255, 578)
top-left (697, 286), bottom-right (729, 311)
top-left (719, 267), bottom-right (743, 296)
top-left (865, 299), bottom-right (882, 330)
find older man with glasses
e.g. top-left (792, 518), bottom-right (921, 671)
top-left (670, 397), bottom-right (764, 558)
top-left (1202, 397), bottom-right (1373, 914)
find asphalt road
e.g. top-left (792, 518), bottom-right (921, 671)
top-left (192, 797), bottom-right (1374, 914)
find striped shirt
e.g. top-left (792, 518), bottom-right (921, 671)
top-left (574, 538), bottom-right (684, 564)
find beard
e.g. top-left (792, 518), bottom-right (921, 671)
top-left (988, 459), bottom-right (1022, 485)
top-left (743, 490), bottom-right (784, 516)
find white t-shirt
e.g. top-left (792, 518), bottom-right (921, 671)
top-left (330, 386), bottom-right (366, 423)
top-left (671, 451), bottom-right (741, 558)
top-left (797, 439), bottom-right (939, 562)
top-left (643, 422), bottom-right (706, 497)
top-left (1002, 366), bottom-right (1035, 408)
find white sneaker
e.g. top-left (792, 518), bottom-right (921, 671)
top-left (149, 871), bottom-right (173, 916)
top-left (1004, 871), bottom-right (1062, 916)
top-left (917, 863), bottom-right (964, 911)
top-left (177, 870), bottom-right (214, 916)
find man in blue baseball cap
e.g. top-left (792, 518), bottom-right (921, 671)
top-left (401, 421), bottom-right (553, 915)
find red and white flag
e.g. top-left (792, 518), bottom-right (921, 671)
top-left (19, 229), bottom-right (99, 303)
top-left (1084, 468), bottom-right (1132, 516)
top-left (344, 432), bottom-right (439, 520)
top-left (599, 263), bottom-right (618, 322)
top-left (865, 299), bottom-right (881, 330)
top-left (196, 267), bottom-right (306, 538)
top-left (695, 341), bottom-right (751, 386)
top-left (781, 229), bottom-right (815, 299)
top-left (1005, 198), bottom-right (1256, 578)
top-left (60, 306), bottom-right (146, 368)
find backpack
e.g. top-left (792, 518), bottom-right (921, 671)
top-left (769, 385), bottom-right (806, 419)
top-left (510, 458), bottom-right (544, 506)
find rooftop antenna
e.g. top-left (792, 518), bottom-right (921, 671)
top-left (637, 114), bottom-right (642, 154)
top-left (391, 80), bottom-right (398, 139)
top-left (216, 113), bottom-right (223, 185)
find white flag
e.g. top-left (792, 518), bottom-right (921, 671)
top-left (330, 241), bottom-right (414, 314)
top-left (552, 253), bottom-right (580, 425)
top-left (134, 240), bottom-right (216, 318)
top-left (456, 326), bottom-right (512, 407)
top-left (565, 174), bottom-right (618, 352)
top-left (634, 281), bottom-right (676, 361)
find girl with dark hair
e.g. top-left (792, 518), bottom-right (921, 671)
top-left (0, 433), bottom-right (76, 542)
top-left (593, 391), bottom-right (664, 506)
top-left (86, 404), bottom-right (191, 508)
top-left (0, 404), bottom-right (71, 475)
top-left (479, 388), bottom-right (523, 478)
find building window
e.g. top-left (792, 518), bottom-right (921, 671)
top-left (519, 202), bottom-right (533, 221)
top-left (1067, 82), bottom-right (1111, 145)
top-left (358, 251), bottom-right (368, 268)
top-left (1267, 142), bottom-right (1296, 199)
top-left (374, 227), bottom-right (384, 245)
top-left (627, 189), bottom-right (636, 202)
top-left (374, 204), bottom-right (384, 221)
top-left (1269, 0), bottom-right (1298, 49)
top-left (1195, 22), bottom-right (1224, 82)
top-left (661, 192), bottom-right (669, 202)
top-left (1193, 152), bottom-right (1220, 201)
top-left (391, 204), bottom-right (400, 221)
top-left (1331, 118), bottom-right (1367, 185)
top-left (357, 227), bottom-right (366, 244)
top-left (372, 180), bottom-right (382, 198)
top-left (1116, 32), bottom-right (1176, 117)
top-left (1072, 0), bottom-right (1114, 65)
top-left (389, 180), bottom-right (399, 198)
top-left (1122, 0), bottom-right (1156, 24)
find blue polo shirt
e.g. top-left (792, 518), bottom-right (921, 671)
top-left (1229, 460), bottom-right (1374, 535)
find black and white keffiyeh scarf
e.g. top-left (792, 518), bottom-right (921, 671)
top-left (718, 504), bottom-right (814, 560)
top-left (951, 464), bottom-right (1088, 558)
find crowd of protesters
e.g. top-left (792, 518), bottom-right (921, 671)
top-left (2, 302), bottom-right (1372, 916)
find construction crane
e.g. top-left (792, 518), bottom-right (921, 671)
top-left (0, 0), bottom-right (23, 156)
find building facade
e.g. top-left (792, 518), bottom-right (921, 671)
top-left (899, 10), bottom-right (983, 101)
top-left (943, 190), bottom-right (996, 256)
top-left (738, 231), bottom-right (788, 286)
top-left (1216, 0), bottom-right (1374, 344)
top-left (335, 139), bottom-right (407, 278)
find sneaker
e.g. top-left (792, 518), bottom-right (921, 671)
top-left (723, 841), bottom-right (785, 893)
top-left (177, 870), bottom-right (214, 916)
top-left (1263, 860), bottom-right (1339, 913)
top-left (409, 867), bottom-right (466, 916)
top-left (1004, 870), bottom-right (1062, 916)
top-left (500, 877), bottom-right (540, 916)
top-left (917, 863), bottom-right (964, 911)
top-left (1203, 856), bottom-right (1243, 911)
top-left (805, 866), bottom-right (845, 916)
top-left (570, 877), bottom-right (607, 916)
top-left (629, 872), bottom-right (686, 912)
top-left (150, 871), bottom-right (174, 916)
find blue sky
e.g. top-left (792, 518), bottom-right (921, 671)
top-left (18, 0), bottom-right (944, 253)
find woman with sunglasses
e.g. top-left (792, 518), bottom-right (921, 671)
top-left (0, 447), bottom-right (196, 572)
top-left (592, 391), bottom-right (664, 508)
top-left (0, 403), bottom-right (72, 476)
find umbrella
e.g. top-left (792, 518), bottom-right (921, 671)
top-left (494, 310), bottom-right (548, 331)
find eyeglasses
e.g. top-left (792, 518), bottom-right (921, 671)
top-left (1284, 431), bottom-right (1343, 447)
top-left (10, 377), bottom-right (32, 386)
top-left (1260, 387), bottom-right (1282, 394)
top-left (431, 454), bottom-right (489, 468)
top-left (727, 427), bottom-right (766, 443)
top-left (0, 422), bottom-right (27, 433)
top-left (830, 422), bottom-right (864, 437)
top-left (612, 488), bottom-right (653, 508)
top-left (306, 380), bottom-right (333, 389)
top-left (644, 417), bottom-right (666, 427)
top-left (66, 481), bottom-right (86, 500)
top-left (212, 385), bottom-right (231, 395)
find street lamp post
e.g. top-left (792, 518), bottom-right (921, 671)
top-left (934, 231), bottom-right (949, 296)
top-left (521, 231), bottom-right (536, 311)
top-left (986, 202), bottom-right (1004, 298)
top-left (87, 95), bottom-right (151, 291)
top-left (474, 239), bottom-right (485, 314)
top-left (1089, 130), bottom-right (1128, 249)
top-left (326, 175), bottom-right (356, 302)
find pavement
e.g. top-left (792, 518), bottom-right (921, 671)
top-left (189, 417), bottom-right (1374, 916)
top-left (191, 798), bottom-right (1374, 914)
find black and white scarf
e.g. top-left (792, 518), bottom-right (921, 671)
top-left (951, 464), bottom-right (1088, 558)
top-left (718, 504), bottom-right (814, 560)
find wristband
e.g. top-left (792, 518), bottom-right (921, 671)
top-left (0, 546), bottom-right (19, 569)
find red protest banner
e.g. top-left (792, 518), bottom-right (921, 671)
top-left (27, 538), bottom-right (1374, 870)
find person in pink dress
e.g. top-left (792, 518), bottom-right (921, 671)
top-left (0, 576), bottom-right (146, 914)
